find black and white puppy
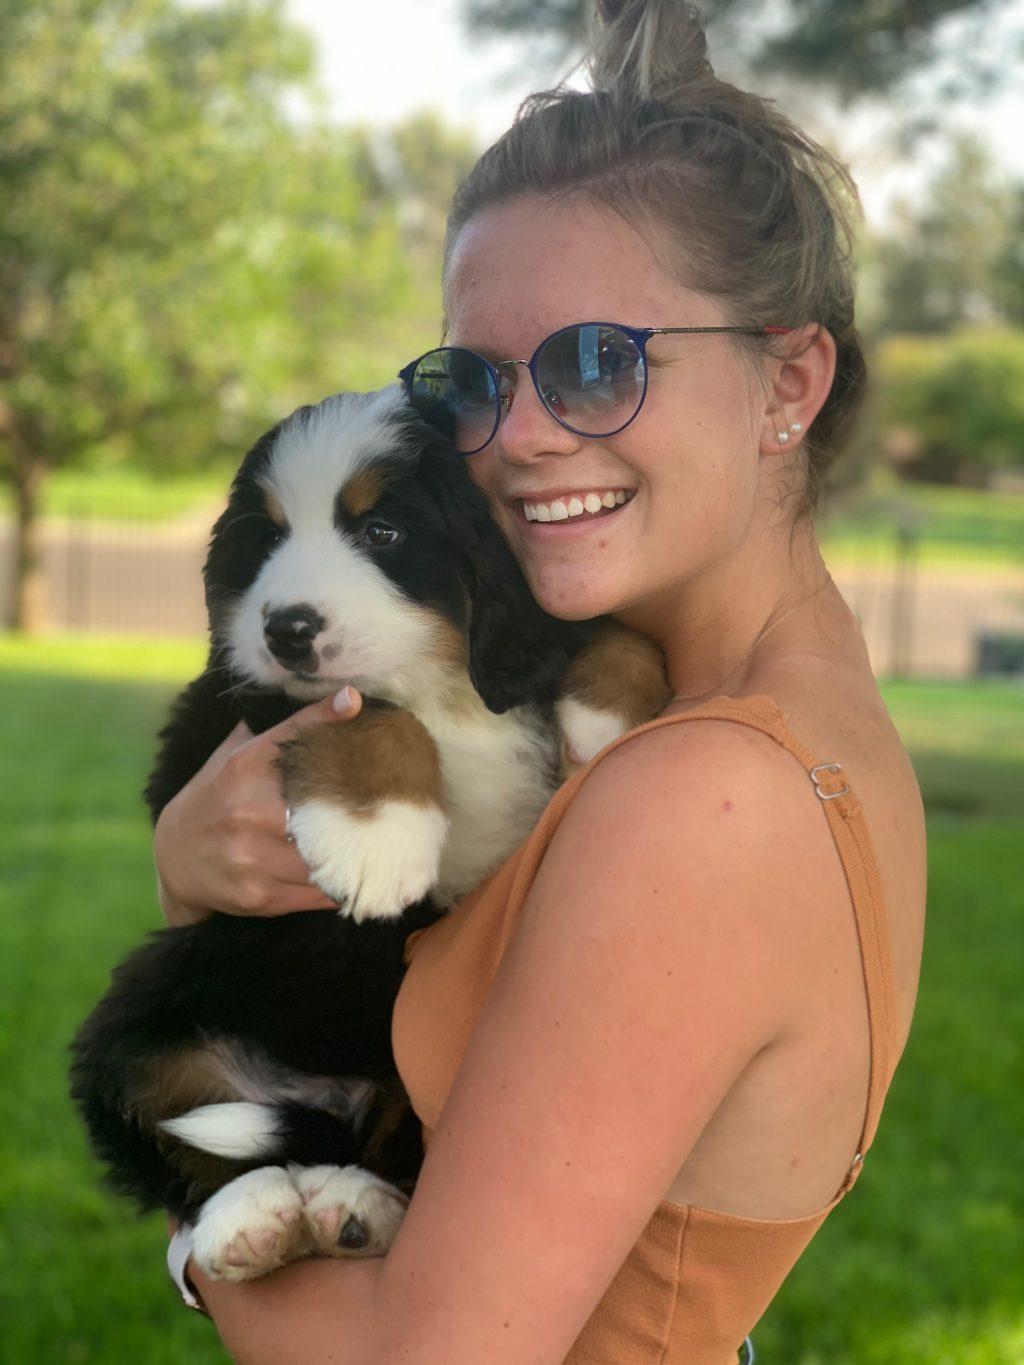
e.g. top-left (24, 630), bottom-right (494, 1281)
top-left (71, 387), bottom-right (669, 1283)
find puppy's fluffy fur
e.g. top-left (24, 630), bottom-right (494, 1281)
top-left (70, 388), bottom-right (669, 1281)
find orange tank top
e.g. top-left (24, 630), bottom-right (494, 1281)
top-left (392, 695), bottom-right (900, 1363)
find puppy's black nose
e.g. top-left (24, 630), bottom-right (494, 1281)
top-left (263, 604), bottom-right (326, 667)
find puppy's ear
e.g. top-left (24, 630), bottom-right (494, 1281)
top-left (415, 441), bottom-right (595, 713)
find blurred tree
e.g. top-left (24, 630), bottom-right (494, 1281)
top-left (871, 330), bottom-right (1024, 485)
top-left (868, 136), bottom-right (1017, 336)
top-left (993, 185), bottom-right (1024, 326)
top-left (0, 0), bottom-right (416, 631)
top-left (461, 0), bottom-right (1014, 99)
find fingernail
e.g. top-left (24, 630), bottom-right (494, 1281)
top-left (332, 686), bottom-right (353, 713)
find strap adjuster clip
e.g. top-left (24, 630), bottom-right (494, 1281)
top-left (810, 762), bottom-right (850, 801)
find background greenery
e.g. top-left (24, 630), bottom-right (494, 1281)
top-left (0, 637), bottom-right (1021, 1363)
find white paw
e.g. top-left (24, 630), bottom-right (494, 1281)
top-left (555, 697), bottom-right (632, 769)
top-left (291, 1164), bottom-right (408, 1258)
top-left (288, 798), bottom-right (449, 921)
top-left (192, 1166), bottom-right (306, 1282)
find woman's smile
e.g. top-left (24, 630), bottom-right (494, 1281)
top-left (505, 485), bottom-right (637, 535)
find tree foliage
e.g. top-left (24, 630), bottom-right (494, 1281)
top-left (864, 136), bottom-right (1019, 337)
top-left (0, 0), bottom-right (438, 629)
top-left (871, 330), bottom-right (1024, 485)
top-left (461, 0), bottom-right (1014, 98)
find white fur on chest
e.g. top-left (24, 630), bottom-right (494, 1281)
top-left (410, 697), bottom-right (559, 904)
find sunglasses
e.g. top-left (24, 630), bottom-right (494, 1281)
top-left (398, 321), bottom-right (793, 455)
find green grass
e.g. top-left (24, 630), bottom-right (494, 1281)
top-left (0, 466), bottom-right (232, 523)
top-left (1, 636), bottom-right (1021, 1362)
top-left (820, 483), bottom-right (1024, 569)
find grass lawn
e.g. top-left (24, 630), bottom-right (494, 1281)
top-left (819, 483), bottom-right (1024, 570)
top-left (1, 637), bottom-right (1021, 1363)
top-left (0, 466), bottom-right (233, 524)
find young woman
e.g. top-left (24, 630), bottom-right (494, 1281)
top-left (154, 3), bottom-right (926, 1359)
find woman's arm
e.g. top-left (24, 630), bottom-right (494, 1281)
top-left (154, 689), bottom-right (362, 925)
top-left (186, 720), bottom-right (820, 1365)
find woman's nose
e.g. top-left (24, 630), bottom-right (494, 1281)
top-left (496, 366), bottom-right (582, 463)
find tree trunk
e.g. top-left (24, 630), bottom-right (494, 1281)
top-left (6, 453), bottom-right (47, 633)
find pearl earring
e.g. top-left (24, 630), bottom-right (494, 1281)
top-left (777, 429), bottom-right (791, 443)
top-left (789, 421), bottom-right (803, 435)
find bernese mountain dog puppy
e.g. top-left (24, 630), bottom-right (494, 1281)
top-left (70, 386), bottom-right (669, 1283)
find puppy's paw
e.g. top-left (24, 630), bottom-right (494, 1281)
top-left (555, 696), bottom-right (634, 774)
top-left (291, 1164), bottom-right (408, 1257)
top-left (288, 798), bottom-right (449, 920)
top-left (192, 1167), bottom-right (306, 1282)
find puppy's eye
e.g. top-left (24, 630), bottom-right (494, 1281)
top-left (360, 520), bottom-right (404, 549)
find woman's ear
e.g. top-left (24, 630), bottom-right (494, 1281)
top-left (758, 323), bottom-right (836, 456)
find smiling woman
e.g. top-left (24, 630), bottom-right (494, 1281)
top-left (152, 2), bottom-right (925, 1362)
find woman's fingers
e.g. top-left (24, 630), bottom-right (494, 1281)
top-left (154, 687), bottom-right (365, 922)
top-left (252, 686), bottom-right (362, 755)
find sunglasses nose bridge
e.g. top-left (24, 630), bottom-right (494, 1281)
top-left (494, 358), bottom-right (529, 416)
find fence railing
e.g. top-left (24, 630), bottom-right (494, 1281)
top-left (2, 509), bottom-right (1023, 682)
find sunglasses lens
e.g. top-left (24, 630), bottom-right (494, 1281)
top-left (407, 348), bottom-right (498, 454)
top-left (535, 325), bottom-right (645, 434)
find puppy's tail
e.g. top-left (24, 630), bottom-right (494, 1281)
top-left (159, 1100), bottom-right (364, 1166)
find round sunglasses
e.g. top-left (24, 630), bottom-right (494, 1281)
top-left (398, 321), bottom-right (793, 455)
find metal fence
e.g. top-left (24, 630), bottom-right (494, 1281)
top-left (2, 508), bottom-right (1023, 682)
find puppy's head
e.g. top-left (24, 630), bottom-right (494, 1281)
top-left (205, 387), bottom-right (593, 713)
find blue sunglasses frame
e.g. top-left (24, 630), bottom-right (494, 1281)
top-left (399, 321), bottom-right (793, 455)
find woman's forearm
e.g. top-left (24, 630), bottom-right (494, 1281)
top-left (191, 1254), bottom-right (387, 1365)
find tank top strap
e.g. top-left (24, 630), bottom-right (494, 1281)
top-left (525, 693), bottom-right (899, 1184)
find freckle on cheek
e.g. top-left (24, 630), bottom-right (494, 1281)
top-left (723, 800), bottom-right (733, 812)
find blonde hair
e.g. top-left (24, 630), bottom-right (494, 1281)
top-left (444, 0), bottom-right (867, 511)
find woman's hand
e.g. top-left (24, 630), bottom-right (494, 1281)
top-left (154, 686), bottom-right (363, 926)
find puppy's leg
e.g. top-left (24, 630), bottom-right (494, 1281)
top-left (555, 622), bottom-right (672, 779)
top-left (291, 1164), bottom-right (408, 1258)
top-left (277, 705), bottom-right (448, 920)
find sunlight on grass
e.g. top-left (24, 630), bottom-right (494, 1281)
top-left (0, 632), bottom-right (206, 682)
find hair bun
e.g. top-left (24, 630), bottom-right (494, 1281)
top-left (589, 0), bottom-right (716, 104)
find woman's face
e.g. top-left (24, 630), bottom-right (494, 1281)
top-left (443, 194), bottom-right (775, 624)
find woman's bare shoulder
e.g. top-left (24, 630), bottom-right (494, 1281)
top-left (542, 711), bottom-right (858, 1004)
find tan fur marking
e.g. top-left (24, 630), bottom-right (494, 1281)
top-left (561, 622), bottom-right (672, 724)
top-left (341, 467), bottom-right (383, 519)
top-left (131, 1047), bottom-right (241, 1127)
top-left (358, 1079), bottom-right (418, 1191)
top-left (277, 706), bottom-right (445, 816)
top-left (130, 1047), bottom-right (255, 1207)
top-left (262, 484), bottom-right (287, 528)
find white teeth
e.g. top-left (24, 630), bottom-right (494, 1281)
top-left (522, 489), bottom-right (635, 523)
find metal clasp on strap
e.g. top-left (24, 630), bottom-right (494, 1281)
top-left (810, 761), bottom-right (850, 801)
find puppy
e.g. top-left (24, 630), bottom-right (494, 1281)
top-left (71, 387), bottom-right (669, 1282)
